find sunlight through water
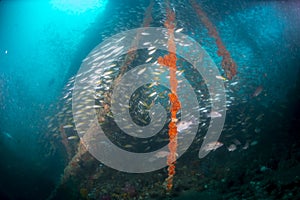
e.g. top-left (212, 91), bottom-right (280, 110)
top-left (51, 0), bottom-right (108, 14)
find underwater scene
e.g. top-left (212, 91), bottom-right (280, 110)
top-left (0, 0), bottom-right (300, 199)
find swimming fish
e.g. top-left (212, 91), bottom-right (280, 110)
top-left (175, 28), bottom-right (184, 33)
top-left (67, 135), bottom-right (79, 140)
top-left (254, 127), bottom-right (261, 133)
top-left (252, 86), bottom-right (263, 97)
top-left (207, 111), bottom-right (222, 118)
top-left (215, 75), bottom-right (227, 81)
top-left (148, 92), bottom-right (157, 97)
top-left (177, 120), bottom-right (193, 132)
top-left (148, 49), bottom-right (157, 55)
top-left (227, 144), bottom-right (237, 152)
top-left (141, 32), bottom-right (150, 35)
top-left (230, 81), bottom-right (238, 86)
top-left (63, 125), bottom-right (73, 129)
top-left (1, 132), bottom-right (13, 140)
top-left (202, 141), bottom-right (224, 152)
top-left (1, 132), bottom-right (17, 143)
top-left (137, 67), bottom-right (147, 75)
top-left (242, 140), bottom-right (250, 150)
top-left (145, 57), bottom-right (153, 63)
top-left (154, 150), bottom-right (170, 158)
top-left (148, 151), bottom-right (179, 162)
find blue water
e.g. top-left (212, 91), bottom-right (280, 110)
top-left (0, 0), bottom-right (299, 199)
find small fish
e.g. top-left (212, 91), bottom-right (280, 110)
top-left (215, 75), bottom-right (227, 81)
top-left (1, 132), bottom-right (18, 143)
top-left (154, 151), bottom-right (169, 158)
top-left (115, 36), bottom-right (125, 43)
top-left (103, 70), bottom-right (114, 76)
top-left (67, 136), bottom-right (79, 140)
top-left (202, 141), bottom-right (223, 152)
top-left (137, 68), bottom-right (147, 75)
top-left (177, 120), bottom-right (193, 132)
top-left (254, 127), bottom-right (261, 133)
top-left (63, 92), bottom-right (71, 99)
top-left (143, 42), bottom-right (151, 46)
top-left (232, 139), bottom-right (241, 146)
top-left (93, 105), bottom-right (101, 109)
top-left (227, 144), bottom-right (237, 152)
top-left (175, 28), bottom-right (184, 33)
top-left (230, 81), bottom-right (238, 86)
top-left (176, 70), bottom-right (184, 76)
top-left (148, 92), bottom-right (157, 97)
top-left (145, 57), bottom-right (153, 63)
top-left (1, 132), bottom-right (13, 140)
top-left (250, 140), bottom-right (258, 146)
top-left (148, 82), bottom-right (157, 88)
top-left (255, 114), bottom-right (264, 121)
top-left (252, 86), bottom-right (263, 97)
top-left (147, 46), bottom-right (156, 51)
top-left (208, 111), bottom-right (222, 118)
top-left (145, 146), bottom-right (151, 151)
top-left (139, 101), bottom-right (147, 107)
top-left (111, 46), bottom-right (123, 54)
top-left (148, 49), bottom-right (157, 55)
top-left (148, 151), bottom-right (177, 162)
top-left (141, 32), bottom-right (150, 35)
top-left (242, 140), bottom-right (250, 150)
top-left (63, 125), bottom-right (73, 129)
top-left (155, 151), bottom-right (178, 158)
top-left (124, 144), bottom-right (133, 148)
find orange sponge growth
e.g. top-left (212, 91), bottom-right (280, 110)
top-left (190, 0), bottom-right (237, 79)
top-left (157, 0), bottom-right (181, 191)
